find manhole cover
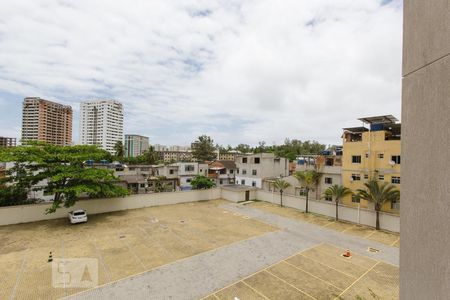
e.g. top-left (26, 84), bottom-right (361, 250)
top-left (367, 247), bottom-right (380, 253)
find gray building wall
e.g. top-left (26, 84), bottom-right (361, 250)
top-left (401, 1), bottom-right (450, 299)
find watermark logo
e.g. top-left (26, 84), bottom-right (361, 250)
top-left (52, 258), bottom-right (98, 288)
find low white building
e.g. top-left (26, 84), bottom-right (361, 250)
top-left (235, 153), bottom-right (289, 188)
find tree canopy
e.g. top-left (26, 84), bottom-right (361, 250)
top-left (190, 175), bottom-right (215, 190)
top-left (0, 143), bottom-right (128, 213)
top-left (192, 135), bottom-right (217, 161)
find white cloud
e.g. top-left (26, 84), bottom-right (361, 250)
top-left (0, 0), bottom-right (402, 146)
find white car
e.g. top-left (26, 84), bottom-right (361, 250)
top-left (68, 209), bottom-right (88, 224)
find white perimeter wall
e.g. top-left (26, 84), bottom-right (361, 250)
top-left (256, 190), bottom-right (399, 233)
top-left (0, 188), bottom-right (398, 232)
top-left (0, 189), bottom-right (221, 226)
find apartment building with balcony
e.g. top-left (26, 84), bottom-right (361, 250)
top-left (79, 100), bottom-right (123, 154)
top-left (294, 151), bottom-right (343, 200)
top-left (124, 134), bottom-right (149, 157)
top-left (175, 162), bottom-right (208, 189)
top-left (157, 150), bottom-right (194, 163)
top-left (342, 115), bottom-right (401, 213)
top-left (0, 137), bottom-right (16, 147)
top-left (113, 164), bottom-right (178, 194)
top-left (235, 153), bottom-right (289, 188)
top-left (208, 160), bottom-right (236, 186)
top-left (21, 97), bottom-right (72, 146)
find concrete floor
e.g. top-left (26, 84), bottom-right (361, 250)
top-left (249, 202), bottom-right (400, 248)
top-left (67, 201), bottom-right (399, 299)
top-left (0, 200), bottom-right (276, 300)
top-left (204, 243), bottom-right (399, 300)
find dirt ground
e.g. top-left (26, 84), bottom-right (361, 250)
top-left (0, 200), bottom-right (277, 300)
top-left (203, 243), bottom-right (399, 300)
top-left (249, 202), bottom-right (400, 248)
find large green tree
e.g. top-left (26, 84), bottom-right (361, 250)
top-left (190, 175), bottom-right (215, 190)
top-left (323, 184), bottom-right (353, 221)
top-left (192, 135), bottom-right (216, 161)
top-left (0, 143), bottom-right (128, 213)
top-left (273, 178), bottom-right (291, 207)
top-left (357, 179), bottom-right (400, 230)
top-left (293, 170), bottom-right (321, 213)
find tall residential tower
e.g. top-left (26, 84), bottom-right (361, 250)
top-left (21, 97), bottom-right (72, 145)
top-left (124, 134), bottom-right (149, 157)
top-left (79, 100), bottom-right (124, 154)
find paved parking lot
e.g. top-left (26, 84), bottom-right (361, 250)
top-left (249, 202), bottom-right (400, 247)
top-left (0, 200), bottom-right (276, 300)
top-left (203, 243), bottom-right (399, 300)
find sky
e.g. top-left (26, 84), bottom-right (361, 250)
top-left (0, 0), bottom-right (403, 147)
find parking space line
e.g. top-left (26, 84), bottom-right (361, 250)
top-left (201, 243), bottom-right (323, 300)
top-left (297, 254), bottom-right (357, 279)
top-left (264, 269), bottom-right (317, 300)
top-left (314, 245), bottom-right (378, 268)
top-left (9, 249), bottom-right (28, 300)
top-left (241, 280), bottom-right (270, 300)
top-left (340, 225), bottom-right (356, 233)
top-left (282, 260), bottom-right (343, 291)
top-left (322, 221), bottom-right (336, 228)
top-left (87, 234), bottom-right (112, 282)
top-left (364, 231), bottom-right (377, 239)
top-left (336, 261), bottom-right (381, 299)
top-left (390, 236), bottom-right (400, 246)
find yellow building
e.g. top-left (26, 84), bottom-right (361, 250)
top-left (341, 115), bottom-right (401, 213)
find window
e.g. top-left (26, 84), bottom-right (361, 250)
top-left (242, 157), bottom-right (247, 163)
top-left (252, 170), bottom-right (257, 175)
top-left (254, 157), bottom-right (260, 164)
top-left (378, 175), bottom-right (384, 181)
top-left (391, 155), bottom-right (401, 165)
top-left (230, 169), bottom-right (234, 174)
top-left (219, 179), bottom-right (223, 185)
top-left (236, 169), bottom-right (239, 174)
top-left (242, 169), bottom-right (247, 175)
top-left (391, 199), bottom-right (400, 210)
top-left (140, 183), bottom-right (146, 188)
top-left (185, 165), bottom-right (195, 171)
top-left (352, 195), bottom-right (360, 203)
top-left (186, 179), bottom-right (192, 183)
top-left (169, 169), bottom-right (174, 175)
top-left (324, 195), bottom-right (332, 201)
top-left (324, 177), bottom-right (333, 184)
top-left (352, 155), bottom-right (361, 164)
top-left (365, 153), bottom-right (369, 158)
top-left (252, 181), bottom-right (256, 187)
top-left (378, 153), bottom-right (384, 159)
top-left (351, 174), bottom-right (361, 181)
top-left (391, 176), bottom-right (401, 184)
top-left (298, 188), bottom-right (307, 196)
top-left (241, 179), bottom-right (245, 185)
top-left (364, 174), bottom-right (369, 180)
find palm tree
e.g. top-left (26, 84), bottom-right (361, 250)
top-left (357, 179), bottom-right (400, 230)
top-left (323, 184), bottom-right (353, 221)
top-left (293, 170), bottom-right (321, 213)
top-left (273, 178), bottom-right (291, 207)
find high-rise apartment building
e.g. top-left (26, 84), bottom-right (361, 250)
top-left (79, 100), bottom-right (124, 154)
top-left (0, 137), bottom-right (17, 147)
top-left (341, 115), bottom-right (401, 213)
top-left (21, 97), bottom-right (72, 146)
top-left (124, 134), bottom-right (149, 157)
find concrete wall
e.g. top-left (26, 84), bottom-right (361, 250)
top-left (401, 1), bottom-right (450, 298)
top-left (0, 189), bottom-right (221, 226)
top-left (221, 187), bottom-right (257, 203)
top-left (256, 190), bottom-right (399, 233)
